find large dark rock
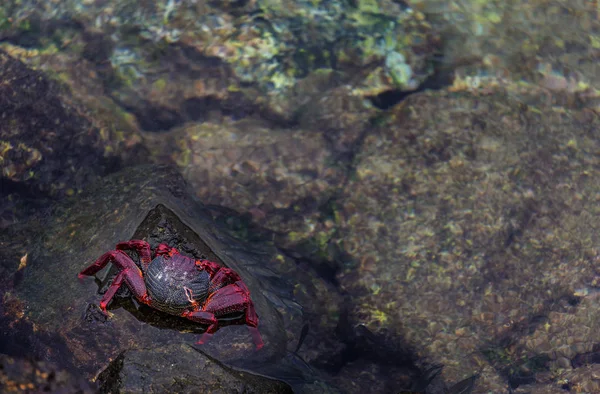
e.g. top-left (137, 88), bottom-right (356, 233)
top-left (0, 49), bottom-right (146, 227)
top-left (0, 165), bottom-right (326, 392)
top-left (98, 344), bottom-right (292, 393)
top-left (0, 49), bottom-right (113, 194)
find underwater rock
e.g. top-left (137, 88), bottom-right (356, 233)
top-left (0, 163), bottom-right (478, 393)
top-left (154, 120), bottom-right (348, 238)
top-left (0, 49), bottom-right (121, 195)
top-left (0, 49), bottom-right (145, 227)
top-left (0, 0), bottom-right (437, 130)
top-left (412, 0), bottom-right (600, 98)
top-left (333, 87), bottom-right (600, 391)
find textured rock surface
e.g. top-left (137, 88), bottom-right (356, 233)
top-left (98, 344), bottom-right (292, 393)
top-left (148, 120), bottom-right (351, 252)
top-left (0, 165), bottom-right (317, 392)
top-left (409, 0), bottom-right (600, 104)
top-left (0, 354), bottom-right (94, 393)
top-left (0, 0), bottom-right (436, 130)
top-left (0, 49), bottom-right (145, 226)
top-left (333, 87), bottom-right (600, 391)
top-left (3, 1), bottom-right (600, 393)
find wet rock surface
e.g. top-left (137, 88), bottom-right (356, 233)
top-left (0, 164), bottom-right (474, 393)
top-left (0, 49), bottom-right (129, 189)
top-left (149, 120), bottom-right (351, 251)
top-left (0, 165), bottom-right (314, 392)
top-left (0, 354), bottom-right (94, 393)
top-left (409, 0), bottom-right (600, 96)
top-left (98, 343), bottom-right (292, 394)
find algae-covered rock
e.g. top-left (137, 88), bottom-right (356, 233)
top-left (0, 0), bottom-right (436, 130)
top-left (0, 49), bottom-right (134, 193)
top-left (154, 120), bottom-right (347, 227)
top-left (333, 87), bottom-right (600, 391)
top-left (0, 49), bottom-right (145, 227)
top-left (410, 0), bottom-right (600, 102)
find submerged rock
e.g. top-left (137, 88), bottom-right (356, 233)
top-left (333, 87), bottom-right (600, 391)
top-left (0, 0), bottom-right (436, 131)
top-left (0, 49), bottom-right (145, 227)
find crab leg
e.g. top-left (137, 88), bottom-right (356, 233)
top-left (182, 310), bottom-right (219, 339)
top-left (195, 259), bottom-right (221, 276)
top-left (78, 250), bottom-right (134, 277)
top-left (116, 240), bottom-right (152, 270)
top-left (236, 281), bottom-right (263, 349)
top-left (207, 267), bottom-right (242, 293)
top-left (184, 282), bottom-right (264, 349)
top-left (99, 270), bottom-right (126, 312)
top-left (79, 249), bottom-right (150, 310)
top-left (236, 281), bottom-right (259, 328)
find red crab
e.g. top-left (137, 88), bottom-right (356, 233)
top-left (78, 240), bottom-right (263, 349)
